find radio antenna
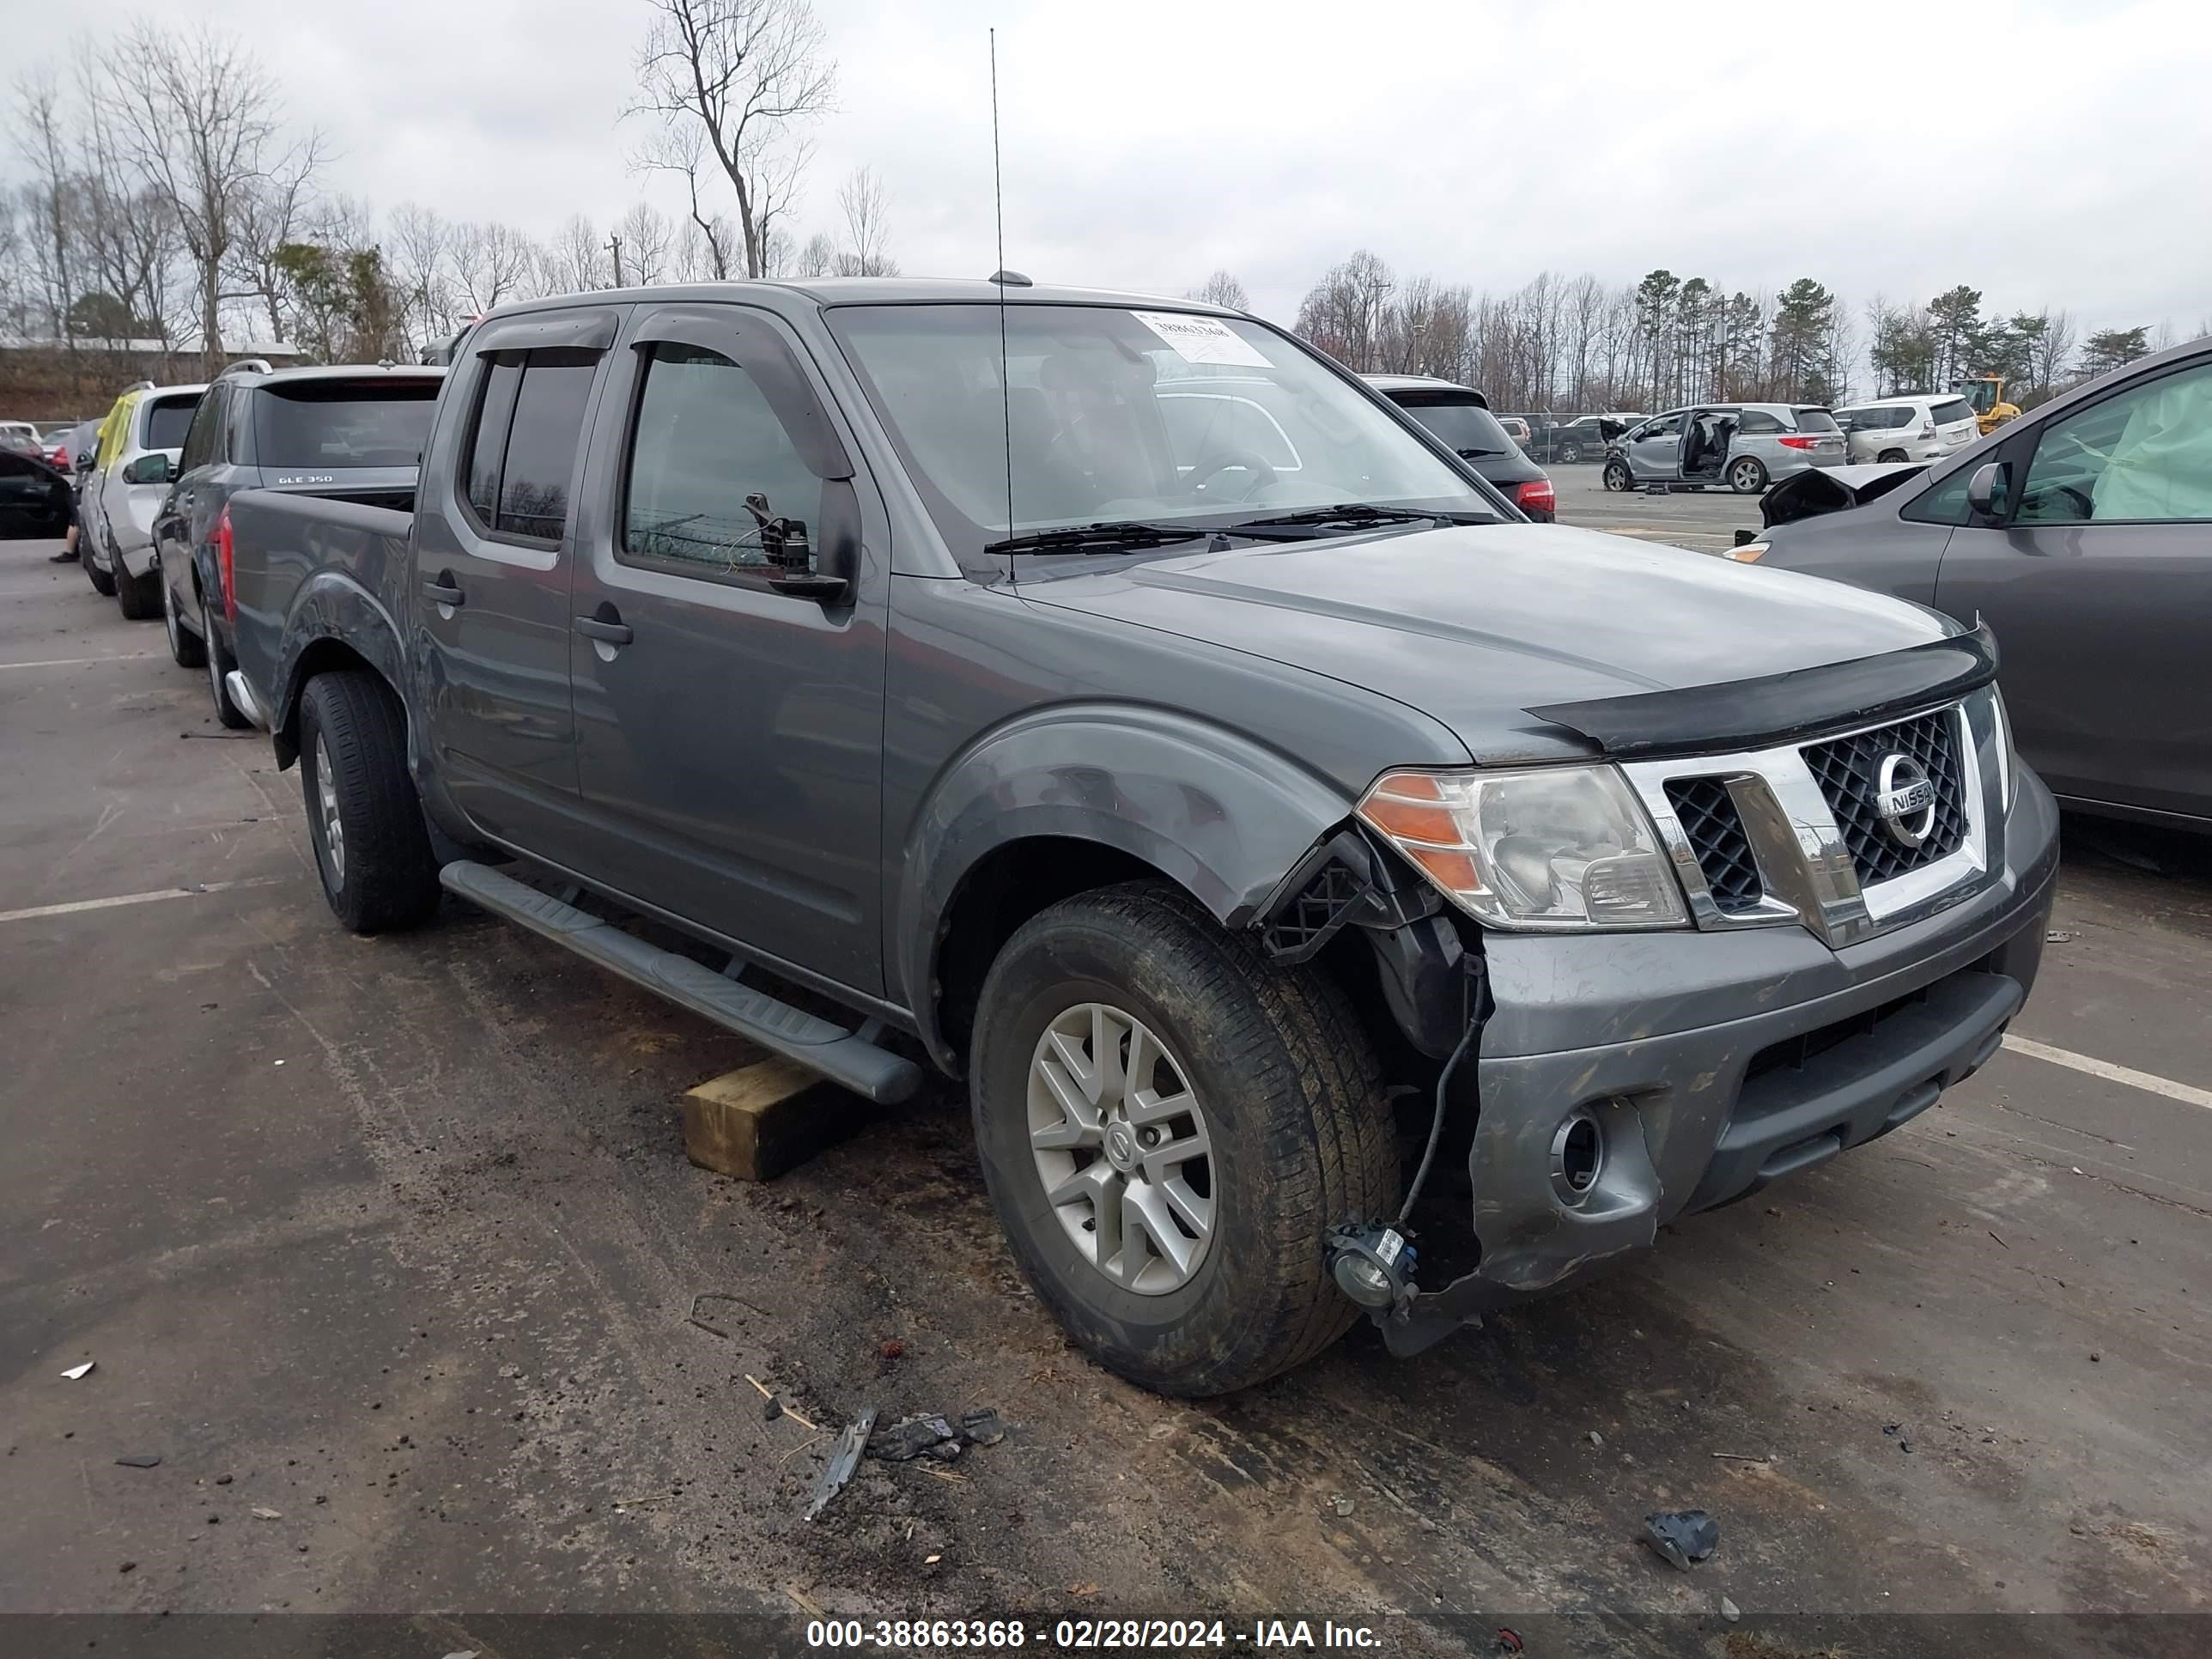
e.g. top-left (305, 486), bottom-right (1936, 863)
top-left (991, 27), bottom-right (1014, 586)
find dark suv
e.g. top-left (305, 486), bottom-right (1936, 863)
top-left (154, 364), bottom-right (442, 726)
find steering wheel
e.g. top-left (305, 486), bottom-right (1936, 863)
top-left (1184, 447), bottom-right (1278, 502)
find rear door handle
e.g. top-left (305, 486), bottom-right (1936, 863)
top-left (576, 614), bottom-right (633, 645)
top-left (422, 573), bottom-right (465, 605)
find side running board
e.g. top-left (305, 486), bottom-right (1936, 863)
top-left (439, 861), bottom-right (923, 1104)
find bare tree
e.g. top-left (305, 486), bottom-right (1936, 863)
top-left (11, 69), bottom-right (81, 341)
top-left (632, 0), bottom-right (836, 280)
top-left (796, 229), bottom-right (836, 276)
top-left (617, 201), bottom-right (672, 285)
top-left (547, 214), bottom-right (611, 294)
top-left (107, 24), bottom-right (319, 372)
top-left (447, 220), bottom-right (538, 315)
top-left (228, 136), bottom-right (327, 342)
top-left (1187, 270), bottom-right (1250, 310)
top-left (640, 125), bottom-right (738, 280)
top-left (389, 202), bottom-right (457, 344)
top-left (826, 165), bottom-right (896, 276)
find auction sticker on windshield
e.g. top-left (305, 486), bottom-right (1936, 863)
top-left (1133, 311), bottom-right (1272, 368)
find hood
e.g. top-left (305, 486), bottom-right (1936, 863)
top-left (1759, 461), bottom-right (1928, 528)
top-left (1021, 521), bottom-right (1953, 763)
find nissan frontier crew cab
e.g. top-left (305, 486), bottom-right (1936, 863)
top-left (216, 278), bottom-right (2057, 1397)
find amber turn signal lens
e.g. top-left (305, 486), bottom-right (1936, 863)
top-left (1359, 796), bottom-right (1461, 845)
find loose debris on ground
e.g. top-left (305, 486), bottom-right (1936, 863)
top-left (867, 1407), bottom-right (1006, 1462)
top-left (805, 1407), bottom-right (878, 1522)
top-left (1642, 1509), bottom-right (1721, 1571)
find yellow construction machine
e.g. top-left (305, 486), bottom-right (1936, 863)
top-left (1950, 374), bottom-right (2021, 434)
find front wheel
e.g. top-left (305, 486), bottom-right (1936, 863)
top-left (970, 881), bottom-right (1397, 1396)
top-left (204, 619), bottom-right (251, 729)
top-left (162, 567), bottom-right (205, 667)
top-left (1602, 458), bottom-right (1634, 492)
top-left (116, 554), bottom-right (161, 620)
top-left (1729, 456), bottom-right (1769, 494)
top-left (298, 671), bottom-right (442, 933)
top-left (82, 532), bottom-right (116, 597)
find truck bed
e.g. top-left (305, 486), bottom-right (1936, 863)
top-left (225, 488), bottom-right (416, 726)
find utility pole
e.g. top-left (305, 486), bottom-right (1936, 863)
top-left (606, 234), bottom-right (627, 288)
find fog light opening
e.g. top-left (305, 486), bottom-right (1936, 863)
top-left (1552, 1111), bottom-right (1606, 1204)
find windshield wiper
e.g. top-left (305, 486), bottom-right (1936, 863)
top-left (983, 520), bottom-right (1210, 556)
top-left (1455, 447), bottom-right (1506, 459)
top-left (1225, 502), bottom-right (1493, 534)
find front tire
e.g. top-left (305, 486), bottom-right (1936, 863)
top-left (116, 554), bottom-right (161, 620)
top-left (82, 532), bottom-right (116, 597)
top-left (298, 671), bottom-right (442, 933)
top-left (204, 617), bottom-right (251, 729)
top-left (1729, 456), bottom-right (1769, 494)
top-left (1602, 458), bottom-right (1634, 492)
top-left (970, 881), bottom-right (1397, 1396)
top-left (162, 567), bottom-right (205, 667)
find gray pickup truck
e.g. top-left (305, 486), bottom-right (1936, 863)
top-left (218, 277), bottom-right (2057, 1396)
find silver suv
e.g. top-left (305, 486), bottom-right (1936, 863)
top-left (1832, 395), bottom-right (1982, 465)
top-left (1604, 403), bottom-right (1846, 494)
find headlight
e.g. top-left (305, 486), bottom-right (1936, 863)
top-left (1358, 765), bottom-right (1689, 931)
top-left (1725, 540), bottom-right (1769, 562)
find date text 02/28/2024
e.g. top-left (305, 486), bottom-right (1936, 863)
top-left (804, 1618), bottom-right (1383, 1650)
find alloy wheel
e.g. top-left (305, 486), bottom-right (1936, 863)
top-left (1027, 1001), bottom-right (1215, 1295)
top-left (314, 734), bottom-right (345, 886)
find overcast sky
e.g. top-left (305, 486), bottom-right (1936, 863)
top-left (8, 0), bottom-right (2207, 337)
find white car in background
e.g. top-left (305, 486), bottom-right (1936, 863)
top-left (1832, 394), bottom-right (1983, 465)
top-left (81, 381), bottom-right (205, 617)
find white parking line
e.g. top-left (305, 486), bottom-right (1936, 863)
top-left (0, 653), bottom-right (163, 671)
top-left (0, 878), bottom-right (281, 926)
top-left (2003, 1035), bottom-right (2212, 1112)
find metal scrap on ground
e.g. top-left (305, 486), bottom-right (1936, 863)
top-left (805, 1407), bottom-right (878, 1521)
top-left (1641, 1508), bottom-right (1721, 1570)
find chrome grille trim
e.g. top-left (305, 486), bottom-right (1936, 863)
top-left (1623, 693), bottom-right (2000, 948)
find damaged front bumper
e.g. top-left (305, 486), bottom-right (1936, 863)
top-left (1375, 768), bottom-right (2060, 1357)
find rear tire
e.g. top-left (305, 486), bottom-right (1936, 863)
top-left (162, 568), bottom-right (205, 667)
top-left (204, 619), bottom-right (251, 729)
top-left (116, 556), bottom-right (160, 620)
top-left (1729, 456), bottom-right (1769, 494)
top-left (970, 880), bottom-right (1397, 1396)
top-left (82, 532), bottom-right (116, 597)
top-left (298, 671), bottom-right (442, 933)
top-left (1877, 448), bottom-right (1907, 464)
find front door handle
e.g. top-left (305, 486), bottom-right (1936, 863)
top-left (422, 572), bottom-right (465, 605)
top-left (576, 611), bottom-right (633, 645)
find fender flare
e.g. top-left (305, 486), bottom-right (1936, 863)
top-left (892, 702), bottom-right (1357, 1060)
top-left (270, 569), bottom-right (409, 767)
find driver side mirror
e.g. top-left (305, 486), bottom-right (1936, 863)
top-left (124, 453), bottom-right (172, 486)
top-left (1965, 460), bottom-right (2009, 521)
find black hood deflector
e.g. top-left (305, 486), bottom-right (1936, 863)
top-left (1526, 624), bottom-right (1997, 759)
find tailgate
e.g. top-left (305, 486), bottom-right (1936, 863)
top-left (258, 465), bottom-right (418, 513)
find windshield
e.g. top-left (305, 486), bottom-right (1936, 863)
top-left (1388, 394), bottom-right (1520, 458)
top-left (827, 303), bottom-right (1499, 565)
top-left (255, 380), bottom-right (440, 469)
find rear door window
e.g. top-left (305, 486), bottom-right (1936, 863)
top-left (142, 394), bottom-right (202, 452)
top-left (1736, 410), bottom-right (1784, 434)
top-left (254, 380), bottom-right (440, 470)
top-left (178, 388), bottom-right (225, 473)
top-left (461, 350), bottom-right (599, 544)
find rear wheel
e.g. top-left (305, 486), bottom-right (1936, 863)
top-left (1602, 457), bottom-right (1634, 492)
top-left (162, 568), bottom-right (205, 667)
top-left (1877, 448), bottom-right (1907, 464)
top-left (1728, 456), bottom-right (1769, 494)
top-left (970, 881), bottom-right (1397, 1396)
top-left (1558, 442), bottom-right (1582, 464)
top-left (298, 671), bottom-right (441, 933)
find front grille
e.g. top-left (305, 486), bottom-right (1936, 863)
top-left (1802, 709), bottom-right (1969, 885)
top-left (1665, 777), bottom-right (1763, 914)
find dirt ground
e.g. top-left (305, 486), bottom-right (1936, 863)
top-left (4, 530), bottom-right (2208, 1659)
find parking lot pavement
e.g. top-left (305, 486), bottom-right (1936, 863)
top-left (4, 539), bottom-right (2209, 1648)
top-left (1551, 464), bottom-right (1759, 554)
